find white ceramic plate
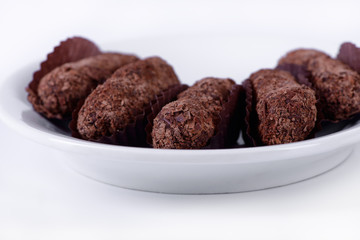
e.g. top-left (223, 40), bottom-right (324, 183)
top-left (1, 35), bottom-right (360, 194)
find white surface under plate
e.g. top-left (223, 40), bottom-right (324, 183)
top-left (1, 35), bottom-right (360, 194)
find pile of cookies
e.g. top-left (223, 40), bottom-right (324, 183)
top-left (27, 37), bottom-right (360, 149)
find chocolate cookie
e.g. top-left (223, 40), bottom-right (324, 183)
top-left (279, 49), bottom-right (360, 121)
top-left (152, 77), bottom-right (236, 149)
top-left (28, 53), bottom-right (139, 119)
top-left (278, 49), bottom-right (329, 66)
top-left (75, 57), bottom-right (180, 141)
top-left (244, 69), bottom-right (317, 146)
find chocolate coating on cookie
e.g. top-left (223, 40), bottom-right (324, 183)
top-left (152, 77), bottom-right (235, 149)
top-left (278, 49), bottom-right (329, 66)
top-left (307, 55), bottom-right (360, 120)
top-left (152, 99), bottom-right (215, 149)
top-left (249, 69), bottom-right (317, 145)
top-left (32, 53), bottom-right (139, 119)
top-left (279, 49), bottom-right (360, 120)
top-left (76, 57), bottom-right (180, 140)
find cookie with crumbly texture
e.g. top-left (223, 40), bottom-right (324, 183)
top-left (247, 69), bottom-right (317, 145)
top-left (152, 77), bottom-right (235, 149)
top-left (152, 99), bottom-right (215, 149)
top-left (29, 53), bottom-right (139, 119)
top-left (278, 49), bottom-right (329, 66)
top-left (279, 49), bottom-right (360, 120)
top-left (307, 55), bottom-right (360, 120)
top-left (76, 57), bottom-right (180, 140)
top-left (178, 77), bottom-right (234, 120)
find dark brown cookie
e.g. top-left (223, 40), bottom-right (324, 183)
top-left (152, 77), bottom-right (236, 149)
top-left (29, 53), bottom-right (139, 119)
top-left (278, 49), bottom-right (329, 66)
top-left (27, 37), bottom-right (102, 120)
top-left (76, 57), bottom-right (180, 141)
top-left (244, 69), bottom-right (317, 146)
top-left (279, 49), bottom-right (360, 121)
top-left (152, 98), bottom-right (215, 149)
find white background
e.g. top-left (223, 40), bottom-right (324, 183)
top-left (1, 0), bottom-right (360, 239)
